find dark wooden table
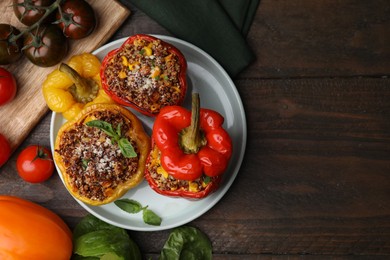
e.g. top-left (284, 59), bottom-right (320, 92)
top-left (1, 0), bottom-right (389, 258)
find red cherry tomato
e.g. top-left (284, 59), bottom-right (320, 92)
top-left (0, 67), bottom-right (17, 106)
top-left (16, 145), bottom-right (54, 183)
top-left (0, 133), bottom-right (11, 167)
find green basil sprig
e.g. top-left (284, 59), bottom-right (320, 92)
top-left (86, 120), bottom-right (137, 158)
top-left (115, 199), bottom-right (162, 226)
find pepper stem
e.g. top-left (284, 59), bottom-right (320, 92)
top-left (179, 93), bottom-right (207, 154)
top-left (59, 63), bottom-right (99, 103)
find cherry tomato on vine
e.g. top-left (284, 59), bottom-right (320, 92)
top-left (0, 67), bottom-right (17, 106)
top-left (16, 145), bottom-right (54, 183)
top-left (23, 25), bottom-right (68, 67)
top-left (13, 0), bottom-right (55, 26)
top-left (0, 133), bottom-right (11, 167)
top-left (56, 0), bottom-right (96, 39)
top-left (0, 24), bottom-right (23, 65)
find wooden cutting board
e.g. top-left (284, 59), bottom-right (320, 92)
top-left (0, 0), bottom-right (130, 150)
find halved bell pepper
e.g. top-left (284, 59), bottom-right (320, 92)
top-left (42, 53), bottom-right (114, 121)
top-left (100, 34), bottom-right (187, 117)
top-left (144, 93), bottom-right (233, 199)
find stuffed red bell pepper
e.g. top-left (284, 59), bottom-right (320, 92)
top-left (145, 93), bottom-right (233, 199)
top-left (100, 34), bottom-right (187, 117)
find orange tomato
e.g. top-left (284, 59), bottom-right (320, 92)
top-left (0, 196), bottom-right (73, 260)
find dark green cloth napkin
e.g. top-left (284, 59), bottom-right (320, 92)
top-left (219, 0), bottom-right (260, 36)
top-left (128, 0), bottom-right (259, 78)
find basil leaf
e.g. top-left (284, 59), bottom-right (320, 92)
top-left (160, 226), bottom-right (212, 260)
top-left (203, 175), bottom-right (211, 185)
top-left (118, 138), bottom-right (137, 158)
top-left (114, 199), bottom-right (143, 214)
top-left (114, 199), bottom-right (163, 226)
top-left (143, 208), bottom-right (162, 226)
top-left (86, 120), bottom-right (137, 158)
top-left (116, 122), bottom-right (122, 137)
top-left (86, 120), bottom-right (116, 138)
top-left (82, 158), bottom-right (91, 170)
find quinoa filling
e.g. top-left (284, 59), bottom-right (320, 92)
top-left (56, 110), bottom-right (139, 202)
top-left (103, 38), bottom-right (184, 114)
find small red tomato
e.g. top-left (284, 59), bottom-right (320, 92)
top-left (16, 145), bottom-right (54, 183)
top-left (0, 133), bottom-right (11, 167)
top-left (0, 67), bottom-right (17, 106)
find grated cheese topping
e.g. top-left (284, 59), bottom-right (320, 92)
top-left (103, 37), bottom-right (184, 114)
top-left (56, 110), bottom-right (139, 202)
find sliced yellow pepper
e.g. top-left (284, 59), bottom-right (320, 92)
top-left (42, 53), bottom-right (114, 121)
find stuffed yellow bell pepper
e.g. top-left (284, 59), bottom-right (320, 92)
top-left (54, 103), bottom-right (150, 206)
top-left (42, 53), bottom-right (114, 121)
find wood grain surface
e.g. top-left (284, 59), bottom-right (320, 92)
top-left (1, 0), bottom-right (389, 258)
top-left (0, 0), bottom-right (130, 150)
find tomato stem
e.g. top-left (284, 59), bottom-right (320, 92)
top-left (31, 145), bottom-right (51, 162)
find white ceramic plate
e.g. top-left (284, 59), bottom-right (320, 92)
top-left (50, 35), bottom-right (247, 231)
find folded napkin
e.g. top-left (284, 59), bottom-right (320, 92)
top-left (219, 0), bottom-right (260, 36)
top-left (128, 0), bottom-right (259, 78)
